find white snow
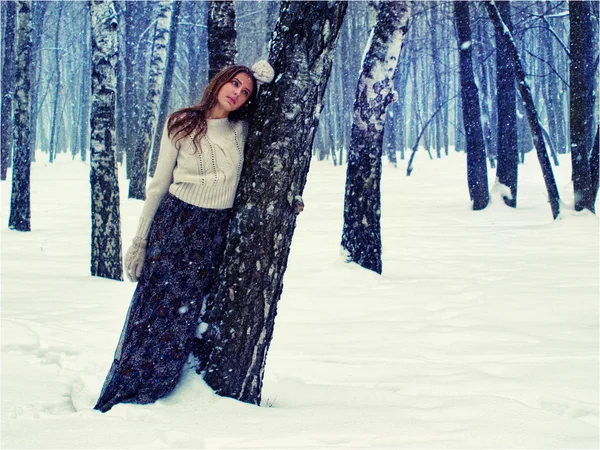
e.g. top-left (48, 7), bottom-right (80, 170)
top-left (1, 151), bottom-right (598, 448)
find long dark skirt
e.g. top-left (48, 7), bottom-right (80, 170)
top-left (94, 194), bottom-right (230, 413)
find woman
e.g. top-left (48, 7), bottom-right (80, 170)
top-left (94, 61), bottom-right (274, 413)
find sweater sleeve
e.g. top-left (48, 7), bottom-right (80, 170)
top-left (134, 123), bottom-right (178, 241)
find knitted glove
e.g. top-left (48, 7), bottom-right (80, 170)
top-left (125, 237), bottom-right (147, 282)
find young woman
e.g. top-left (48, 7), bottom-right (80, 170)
top-left (94, 61), bottom-right (274, 413)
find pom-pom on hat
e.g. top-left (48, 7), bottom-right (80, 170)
top-left (251, 60), bottom-right (275, 85)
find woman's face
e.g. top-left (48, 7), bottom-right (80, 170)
top-left (215, 72), bottom-right (254, 115)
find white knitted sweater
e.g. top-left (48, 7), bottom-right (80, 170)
top-left (135, 117), bottom-right (249, 240)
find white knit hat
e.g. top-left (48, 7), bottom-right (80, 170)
top-left (251, 60), bottom-right (275, 85)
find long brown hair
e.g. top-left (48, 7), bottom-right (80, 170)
top-left (167, 65), bottom-right (258, 150)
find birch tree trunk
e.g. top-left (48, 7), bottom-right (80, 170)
top-left (1, 0), bottom-right (16, 180)
top-left (149, 0), bottom-right (181, 177)
top-left (485, 1), bottom-right (560, 219)
top-left (494, 0), bottom-right (518, 207)
top-left (341, 1), bottom-right (412, 274)
top-left (128, 0), bottom-right (174, 200)
top-left (48, 2), bottom-right (64, 163)
top-left (569, 0), bottom-right (596, 213)
top-left (207, 0), bottom-right (236, 80)
top-left (89, 0), bottom-right (122, 280)
top-left (8, 0), bottom-right (33, 232)
top-left (196, 1), bottom-right (348, 405)
top-left (454, 1), bottom-right (489, 211)
top-left (78, 2), bottom-right (91, 162)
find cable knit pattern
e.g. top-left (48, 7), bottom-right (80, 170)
top-left (135, 118), bottom-right (248, 240)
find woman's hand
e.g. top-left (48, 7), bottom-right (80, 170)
top-left (125, 237), bottom-right (147, 282)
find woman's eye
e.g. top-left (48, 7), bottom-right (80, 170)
top-left (243, 90), bottom-right (249, 97)
top-left (232, 80), bottom-right (239, 87)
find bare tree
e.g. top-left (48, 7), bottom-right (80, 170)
top-left (485, 1), bottom-right (560, 219)
top-left (8, 0), bottom-right (33, 232)
top-left (89, 0), bottom-right (122, 280)
top-left (454, 1), bottom-right (489, 211)
top-left (341, 1), bottom-right (412, 274)
top-left (208, 0), bottom-right (236, 80)
top-left (1, 1), bottom-right (16, 180)
top-left (196, 1), bottom-right (348, 405)
top-left (494, 0), bottom-right (518, 207)
top-left (128, 0), bottom-right (174, 200)
top-left (569, 0), bottom-right (597, 213)
top-left (149, 0), bottom-right (182, 177)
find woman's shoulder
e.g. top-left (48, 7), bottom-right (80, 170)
top-left (231, 119), bottom-right (249, 140)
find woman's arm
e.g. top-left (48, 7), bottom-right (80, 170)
top-left (134, 123), bottom-right (179, 240)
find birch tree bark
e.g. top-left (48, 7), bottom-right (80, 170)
top-left (196, 1), bottom-right (348, 405)
top-left (341, 1), bottom-right (412, 274)
top-left (1, 0), bottom-right (16, 180)
top-left (89, 0), bottom-right (122, 280)
top-left (128, 0), bottom-right (174, 200)
top-left (569, 0), bottom-right (596, 213)
top-left (494, 0), bottom-right (518, 207)
top-left (8, 0), bottom-right (33, 232)
top-left (207, 0), bottom-right (236, 80)
top-left (454, 1), bottom-right (489, 211)
top-left (485, 1), bottom-right (560, 219)
top-left (149, 0), bottom-right (181, 177)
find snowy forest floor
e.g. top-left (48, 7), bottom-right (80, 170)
top-left (1, 150), bottom-right (599, 449)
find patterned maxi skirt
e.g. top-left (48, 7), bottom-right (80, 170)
top-left (94, 194), bottom-right (231, 413)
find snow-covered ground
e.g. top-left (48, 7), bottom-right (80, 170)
top-left (1, 150), bottom-right (598, 449)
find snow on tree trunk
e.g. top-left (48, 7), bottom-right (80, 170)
top-left (569, 0), bottom-right (596, 213)
top-left (1, 0), bottom-right (16, 181)
top-left (149, 0), bottom-right (181, 177)
top-left (128, 0), bottom-right (174, 200)
top-left (341, 1), bottom-right (412, 275)
top-left (591, 126), bottom-right (599, 207)
top-left (8, 0), bottom-right (33, 232)
top-left (89, 0), bottom-right (123, 281)
top-left (197, 1), bottom-right (348, 405)
top-left (208, 0), bottom-right (236, 80)
top-left (485, 1), bottom-right (560, 219)
top-left (453, 1), bottom-right (489, 211)
top-left (494, 0), bottom-right (518, 208)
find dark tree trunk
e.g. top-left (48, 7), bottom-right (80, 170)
top-left (149, 0), bottom-right (181, 177)
top-left (454, 1), bottom-right (489, 211)
top-left (89, 0), bottom-right (123, 281)
top-left (495, 1), bottom-right (518, 207)
top-left (341, 1), bottom-right (412, 275)
top-left (485, 1), bottom-right (560, 219)
top-left (1, 0), bottom-right (16, 180)
top-left (207, 0), bottom-right (236, 80)
top-left (197, 1), bottom-right (348, 405)
top-left (128, 0), bottom-right (174, 200)
top-left (8, 0), bottom-right (33, 232)
top-left (569, 0), bottom-right (596, 213)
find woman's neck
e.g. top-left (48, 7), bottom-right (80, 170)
top-left (206, 105), bottom-right (229, 120)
